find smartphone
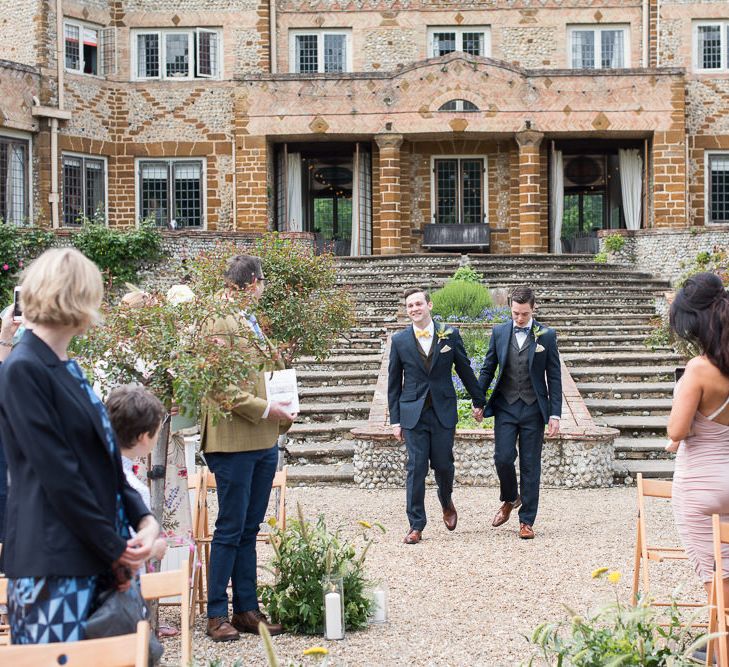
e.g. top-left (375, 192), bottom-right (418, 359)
top-left (675, 366), bottom-right (685, 383)
top-left (12, 286), bottom-right (22, 323)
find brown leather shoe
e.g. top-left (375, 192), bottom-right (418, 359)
top-left (492, 497), bottom-right (522, 527)
top-left (519, 523), bottom-right (535, 539)
top-left (442, 500), bottom-right (457, 531)
top-left (403, 529), bottom-right (422, 544)
top-left (206, 617), bottom-right (239, 642)
top-left (232, 609), bottom-right (284, 636)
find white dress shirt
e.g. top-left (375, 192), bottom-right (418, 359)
top-left (413, 320), bottom-right (435, 356)
top-left (513, 318), bottom-right (533, 350)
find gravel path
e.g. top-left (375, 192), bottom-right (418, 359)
top-left (160, 485), bottom-right (705, 667)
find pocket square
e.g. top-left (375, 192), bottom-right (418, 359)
top-left (440, 345), bottom-right (451, 352)
top-left (535, 344), bottom-right (545, 353)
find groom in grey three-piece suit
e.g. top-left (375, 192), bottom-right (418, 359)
top-left (477, 285), bottom-right (562, 540)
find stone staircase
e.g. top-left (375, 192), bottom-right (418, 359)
top-left (285, 253), bottom-right (679, 485)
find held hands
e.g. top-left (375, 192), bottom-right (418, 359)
top-left (472, 407), bottom-right (484, 423)
top-left (547, 418), bottom-right (560, 438)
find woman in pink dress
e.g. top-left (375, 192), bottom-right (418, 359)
top-left (670, 272), bottom-right (729, 604)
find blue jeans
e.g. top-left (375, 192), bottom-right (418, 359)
top-left (205, 445), bottom-right (278, 618)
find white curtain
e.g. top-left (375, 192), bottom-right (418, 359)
top-left (286, 152), bottom-right (302, 232)
top-left (351, 145), bottom-right (372, 256)
top-left (550, 146), bottom-right (564, 254)
top-left (351, 145), bottom-right (361, 256)
top-left (619, 148), bottom-right (642, 230)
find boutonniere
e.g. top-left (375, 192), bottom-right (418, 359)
top-left (436, 325), bottom-right (454, 342)
top-left (532, 325), bottom-right (546, 353)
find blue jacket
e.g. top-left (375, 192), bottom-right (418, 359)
top-left (388, 323), bottom-right (485, 430)
top-left (478, 319), bottom-right (562, 424)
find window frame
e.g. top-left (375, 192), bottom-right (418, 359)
top-left (429, 155), bottom-right (488, 226)
top-left (63, 18), bottom-right (102, 76)
top-left (131, 28), bottom-right (223, 81)
top-left (0, 130), bottom-right (32, 226)
top-left (134, 157), bottom-right (207, 230)
top-left (567, 24), bottom-right (630, 69)
top-left (704, 151), bottom-right (729, 225)
top-left (288, 29), bottom-right (353, 74)
top-left (426, 26), bottom-right (491, 59)
top-left (61, 152), bottom-right (108, 227)
top-left (693, 21), bottom-right (729, 73)
top-left (438, 99), bottom-right (479, 113)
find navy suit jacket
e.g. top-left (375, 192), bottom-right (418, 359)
top-left (478, 320), bottom-right (562, 425)
top-left (388, 323), bottom-right (485, 430)
top-left (0, 330), bottom-right (151, 578)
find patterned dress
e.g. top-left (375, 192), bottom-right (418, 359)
top-left (8, 360), bottom-right (130, 644)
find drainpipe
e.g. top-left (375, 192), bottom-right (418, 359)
top-left (642, 0), bottom-right (649, 67)
top-left (232, 136), bottom-right (237, 229)
top-left (269, 0), bottom-right (277, 74)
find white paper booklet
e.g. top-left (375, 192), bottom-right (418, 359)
top-left (264, 368), bottom-right (300, 414)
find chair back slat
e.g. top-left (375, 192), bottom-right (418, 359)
top-left (639, 476), bottom-right (673, 500)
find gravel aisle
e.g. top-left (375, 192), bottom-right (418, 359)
top-left (161, 485), bottom-right (704, 667)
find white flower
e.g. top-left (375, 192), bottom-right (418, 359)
top-left (166, 284), bottom-right (195, 305)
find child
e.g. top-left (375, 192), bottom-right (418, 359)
top-left (106, 384), bottom-right (168, 562)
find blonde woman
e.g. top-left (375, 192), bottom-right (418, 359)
top-left (0, 248), bottom-right (159, 644)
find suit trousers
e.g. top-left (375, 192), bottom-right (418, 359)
top-left (493, 395), bottom-right (544, 526)
top-left (403, 406), bottom-right (455, 531)
top-left (205, 445), bottom-right (278, 617)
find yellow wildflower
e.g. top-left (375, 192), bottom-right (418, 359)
top-left (357, 520), bottom-right (372, 529)
top-left (303, 647), bottom-right (329, 656)
top-left (591, 567), bottom-right (609, 579)
top-left (608, 571), bottom-right (622, 584)
top-left (267, 517), bottom-right (277, 527)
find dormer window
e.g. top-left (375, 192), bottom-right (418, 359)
top-left (438, 99), bottom-right (479, 112)
top-left (427, 27), bottom-right (490, 58)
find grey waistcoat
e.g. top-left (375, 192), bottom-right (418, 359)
top-left (498, 330), bottom-right (537, 405)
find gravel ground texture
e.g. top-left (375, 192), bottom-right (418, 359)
top-left (159, 485), bottom-right (705, 667)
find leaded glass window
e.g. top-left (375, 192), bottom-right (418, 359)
top-left (434, 157), bottom-right (486, 225)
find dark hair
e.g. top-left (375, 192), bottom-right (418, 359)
top-left (403, 287), bottom-right (431, 303)
top-left (510, 286), bottom-right (535, 308)
top-left (224, 255), bottom-right (263, 289)
top-left (670, 272), bottom-right (729, 376)
top-left (107, 385), bottom-right (166, 449)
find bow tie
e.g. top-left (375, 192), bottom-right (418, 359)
top-left (514, 326), bottom-right (530, 335)
top-left (415, 329), bottom-right (432, 339)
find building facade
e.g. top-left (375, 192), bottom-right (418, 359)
top-left (0, 0), bottom-right (727, 254)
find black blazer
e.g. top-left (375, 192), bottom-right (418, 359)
top-left (0, 330), bottom-right (150, 578)
top-left (478, 319), bottom-right (563, 424)
top-left (388, 324), bottom-right (485, 430)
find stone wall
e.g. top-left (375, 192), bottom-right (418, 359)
top-left (0, 0), bottom-right (40, 67)
top-left (598, 227), bottom-right (729, 284)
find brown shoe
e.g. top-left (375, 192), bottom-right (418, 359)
top-left (519, 523), bottom-right (535, 539)
top-left (232, 609), bottom-right (284, 636)
top-left (403, 529), bottom-right (422, 544)
top-left (442, 500), bottom-right (457, 531)
top-left (206, 617), bottom-right (239, 642)
top-left (492, 497), bottom-right (521, 527)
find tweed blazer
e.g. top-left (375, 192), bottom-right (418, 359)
top-left (200, 313), bottom-right (292, 454)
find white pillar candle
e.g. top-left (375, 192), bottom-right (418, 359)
top-left (372, 589), bottom-right (387, 622)
top-left (324, 591), bottom-right (343, 639)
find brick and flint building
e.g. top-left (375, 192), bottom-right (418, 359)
top-left (0, 0), bottom-right (727, 254)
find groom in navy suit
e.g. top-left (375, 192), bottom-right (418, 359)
top-left (388, 288), bottom-right (485, 544)
top-left (476, 286), bottom-right (562, 540)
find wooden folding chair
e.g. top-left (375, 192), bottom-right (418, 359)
top-left (0, 576), bottom-right (9, 646)
top-left (631, 473), bottom-right (699, 612)
top-left (140, 564), bottom-right (191, 667)
top-left (1, 620), bottom-right (149, 666)
top-left (707, 515), bottom-right (729, 667)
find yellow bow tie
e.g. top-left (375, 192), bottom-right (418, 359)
top-left (415, 329), bottom-right (432, 339)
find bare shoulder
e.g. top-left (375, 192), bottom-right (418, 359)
top-left (686, 356), bottom-right (729, 387)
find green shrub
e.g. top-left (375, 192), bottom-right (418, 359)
top-left (677, 248), bottom-right (728, 287)
top-left (594, 251), bottom-right (608, 264)
top-left (0, 223), bottom-right (55, 304)
top-left (432, 280), bottom-right (493, 320)
top-left (70, 218), bottom-right (163, 287)
top-left (604, 233), bottom-right (626, 253)
top-left (451, 265), bottom-right (483, 284)
top-left (259, 508), bottom-right (383, 635)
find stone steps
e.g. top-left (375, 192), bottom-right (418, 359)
top-left (287, 420), bottom-right (368, 442)
top-left (585, 398), bottom-right (673, 416)
top-left (336, 337), bottom-right (385, 350)
top-left (296, 369), bottom-right (379, 387)
top-left (299, 384), bottom-right (376, 403)
top-left (285, 441), bottom-right (356, 464)
top-left (613, 437), bottom-right (674, 460)
top-left (568, 366), bottom-right (677, 382)
top-left (595, 415), bottom-right (668, 438)
top-left (562, 352), bottom-right (682, 367)
top-left (576, 382), bottom-right (674, 399)
top-left (561, 344), bottom-right (669, 354)
top-left (286, 463), bottom-right (355, 486)
top-left (294, 355), bottom-right (382, 371)
top-left (614, 459), bottom-right (675, 484)
top-left (298, 401), bottom-right (371, 422)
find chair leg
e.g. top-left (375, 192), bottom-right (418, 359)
top-left (632, 524), bottom-right (642, 606)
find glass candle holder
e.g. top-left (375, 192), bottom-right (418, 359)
top-left (322, 575), bottom-right (345, 640)
top-left (370, 582), bottom-right (388, 624)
